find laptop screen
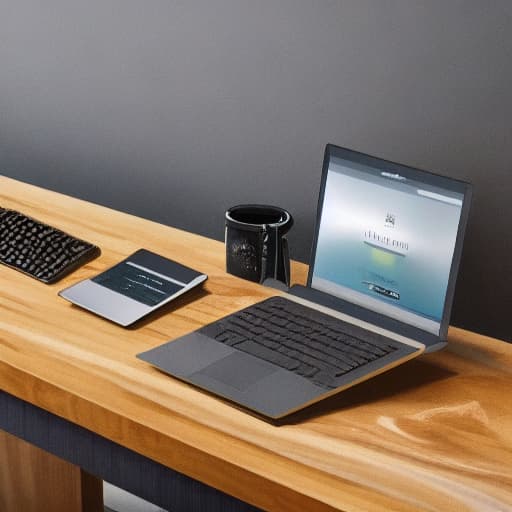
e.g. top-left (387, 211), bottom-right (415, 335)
top-left (310, 146), bottom-right (469, 335)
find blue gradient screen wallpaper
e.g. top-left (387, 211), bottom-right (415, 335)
top-left (311, 159), bottom-right (463, 333)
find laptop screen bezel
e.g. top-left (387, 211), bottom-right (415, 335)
top-left (306, 144), bottom-right (472, 341)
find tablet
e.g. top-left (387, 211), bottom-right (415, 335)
top-left (59, 249), bottom-right (207, 326)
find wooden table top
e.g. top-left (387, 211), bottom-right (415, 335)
top-left (1, 175), bottom-right (511, 512)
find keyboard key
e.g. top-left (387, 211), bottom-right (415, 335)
top-left (0, 208), bottom-right (100, 283)
top-left (235, 340), bottom-right (301, 371)
top-left (207, 296), bottom-right (400, 390)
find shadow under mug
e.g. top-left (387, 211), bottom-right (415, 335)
top-left (225, 204), bottom-right (293, 287)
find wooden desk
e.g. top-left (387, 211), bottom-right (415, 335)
top-left (1, 176), bottom-right (511, 512)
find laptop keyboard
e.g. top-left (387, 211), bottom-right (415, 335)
top-left (201, 296), bottom-right (400, 389)
top-left (0, 208), bottom-right (100, 283)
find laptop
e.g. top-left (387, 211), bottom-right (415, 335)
top-left (138, 144), bottom-right (472, 420)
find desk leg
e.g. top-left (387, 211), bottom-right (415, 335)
top-left (0, 430), bottom-right (103, 512)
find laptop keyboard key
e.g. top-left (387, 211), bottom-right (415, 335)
top-left (312, 371), bottom-right (337, 389)
top-left (235, 340), bottom-right (301, 371)
top-left (207, 296), bottom-right (401, 390)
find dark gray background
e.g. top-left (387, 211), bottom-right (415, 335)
top-left (1, 1), bottom-right (511, 341)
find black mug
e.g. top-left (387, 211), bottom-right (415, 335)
top-left (225, 205), bottom-right (293, 287)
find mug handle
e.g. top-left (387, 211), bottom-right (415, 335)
top-left (263, 224), bottom-right (290, 287)
top-left (280, 236), bottom-right (290, 287)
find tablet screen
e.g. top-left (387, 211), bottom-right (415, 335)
top-left (92, 261), bottom-right (183, 306)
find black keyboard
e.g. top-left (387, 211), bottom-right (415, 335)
top-left (201, 296), bottom-right (401, 389)
top-left (0, 208), bottom-right (100, 283)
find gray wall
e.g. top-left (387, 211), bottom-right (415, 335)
top-left (1, 1), bottom-right (511, 341)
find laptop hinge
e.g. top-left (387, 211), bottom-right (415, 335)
top-left (287, 284), bottom-right (443, 349)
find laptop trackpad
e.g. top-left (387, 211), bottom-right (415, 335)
top-left (196, 352), bottom-right (278, 392)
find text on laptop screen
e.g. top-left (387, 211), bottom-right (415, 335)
top-left (311, 156), bottom-right (464, 335)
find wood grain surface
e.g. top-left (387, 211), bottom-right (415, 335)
top-left (0, 430), bottom-right (103, 512)
top-left (1, 175), bottom-right (511, 512)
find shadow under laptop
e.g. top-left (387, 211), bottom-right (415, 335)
top-left (145, 357), bottom-right (455, 427)
top-left (276, 359), bottom-right (456, 426)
